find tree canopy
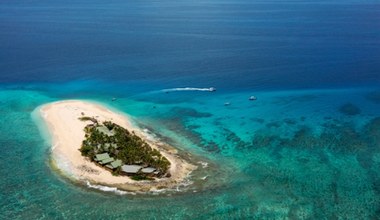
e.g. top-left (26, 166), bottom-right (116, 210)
top-left (80, 121), bottom-right (170, 177)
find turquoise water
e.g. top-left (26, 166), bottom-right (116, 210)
top-left (1, 0), bottom-right (380, 218)
top-left (1, 83), bottom-right (380, 219)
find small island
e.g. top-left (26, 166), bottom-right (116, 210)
top-left (79, 118), bottom-right (171, 180)
top-left (38, 100), bottom-right (196, 192)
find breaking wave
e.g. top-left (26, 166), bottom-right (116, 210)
top-left (86, 181), bottom-right (135, 195)
top-left (197, 161), bottom-right (208, 168)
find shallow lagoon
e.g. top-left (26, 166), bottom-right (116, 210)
top-left (1, 84), bottom-right (379, 219)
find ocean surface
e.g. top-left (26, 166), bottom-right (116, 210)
top-left (1, 0), bottom-right (380, 219)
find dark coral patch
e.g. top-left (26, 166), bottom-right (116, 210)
top-left (266, 121), bottom-right (281, 128)
top-left (170, 107), bottom-right (213, 118)
top-left (338, 103), bottom-right (361, 116)
top-left (364, 117), bottom-right (380, 148)
top-left (251, 118), bottom-right (265, 124)
top-left (283, 118), bottom-right (297, 125)
top-left (248, 117), bottom-right (380, 156)
top-left (365, 91), bottom-right (380, 104)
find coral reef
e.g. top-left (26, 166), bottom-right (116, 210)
top-left (365, 91), bottom-right (380, 104)
top-left (338, 103), bottom-right (361, 116)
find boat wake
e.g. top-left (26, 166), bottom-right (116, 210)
top-left (161, 87), bottom-right (216, 93)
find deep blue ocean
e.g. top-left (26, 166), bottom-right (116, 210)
top-left (1, 0), bottom-right (380, 219)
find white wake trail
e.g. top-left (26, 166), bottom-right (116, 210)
top-left (161, 87), bottom-right (216, 92)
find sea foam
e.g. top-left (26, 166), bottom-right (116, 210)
top-left (86, 181), bottom-right (135, 195)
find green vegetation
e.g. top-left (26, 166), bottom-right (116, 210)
top-left (131, 175), bottom-right (155, 181)
top-left (78, 116), bottom-right (98, 123)
top-left (78, 116), bottom-right (93, 121)
top-left (79, 121), bottom-right (170, 178)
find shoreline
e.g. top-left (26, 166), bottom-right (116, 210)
top-left (38, 100), bottom-right (197, 192)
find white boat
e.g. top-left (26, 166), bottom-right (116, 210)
top-left (249, 96), bottom-right (257, 101)
top-left (209, 87), bottom-right (216, 92)
top-left (224, 102), bottom-right (231, 106)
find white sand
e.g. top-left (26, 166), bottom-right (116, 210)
top-left (39, 100), bottom-right (196, 192)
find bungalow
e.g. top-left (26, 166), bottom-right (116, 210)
top-left (94, 153), bottom-right (109, 162)
top-left (99, 157), bottom-right (114, 165)
top-left (141, 167), bottom-right (156, 174)
top-left (121, 165), bottom-right (142, 174)
top-left (106, 159), bottom-right (122, 170)
top-left (96, 126), bottom-right (115, 136)
top-left (94, 153), bottom-right (114, 165)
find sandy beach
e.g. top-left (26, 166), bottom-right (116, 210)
top-left (39, 100), bottom-right (197, 192)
